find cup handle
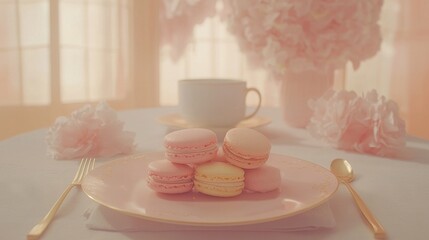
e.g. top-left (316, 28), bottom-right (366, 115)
top-left (244, 87), bottom-right (262, 120)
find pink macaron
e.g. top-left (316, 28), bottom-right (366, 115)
top-left (147, 160), bottom-right (194, 194)
top-left (164, 128), bottom-right (218, 164)
top-left (223, 128), bottom-right (271, 169)
top-left (244, 165), bottom-right (281, 193)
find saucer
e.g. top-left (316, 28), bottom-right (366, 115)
top-left (157, 113), bottom-right (272, 130)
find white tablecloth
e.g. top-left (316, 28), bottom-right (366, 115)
top-left (1, 107), bottom-right (428, 240)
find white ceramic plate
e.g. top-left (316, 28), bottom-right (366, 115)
top-left (82, 152), bottom-right (338, 226)
top-left (157, 113), bottom-right (272, 130)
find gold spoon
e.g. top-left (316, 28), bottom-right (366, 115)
top-left (330, 158), bottom-right (386, 239)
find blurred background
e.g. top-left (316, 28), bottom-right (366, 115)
top-left (1, 0), bottom-right (428, 140)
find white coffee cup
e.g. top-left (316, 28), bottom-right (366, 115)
top-left (178, 79), bottom-right (262, 127)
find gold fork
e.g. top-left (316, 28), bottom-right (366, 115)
top-left (27, 158), bottom-right (95, 240)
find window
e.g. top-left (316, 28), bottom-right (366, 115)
top-left (0, 0), bottom-right (50, 106)
top-left (0, 0), bottom-right (151, 140)
top-left (59, 0), bottom-right (131, 103)
top-left (0, 0), bottom-right (131, 107)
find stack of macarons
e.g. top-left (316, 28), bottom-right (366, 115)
top-left (147, 128), bottom-right (218, 194)
top-left (147, 127), bottom-right (281, 197)
top-left (222, 128), bottom-right (281, 193)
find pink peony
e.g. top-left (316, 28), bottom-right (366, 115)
top-left (307, 89), bottom-right (406, 157)
top-left (46, 102), bottom-right (135, 160)
top-left (160, 0), bottom-right (217, 61)
top-left (221, 0), bottom-right (383, 79)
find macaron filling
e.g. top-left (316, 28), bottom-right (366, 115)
top-left (194, 172), bottom-right (244, 183)
top-left (223, 144), bottom-right (268, 169)
top-left (147, 178), bottom-right (194, 193)
top-left (165, 141), bottom-right (217, 153)
top-left (165, 144), bottom-right (218, 159)
top-left (148, 173), bottom-right (193, 184)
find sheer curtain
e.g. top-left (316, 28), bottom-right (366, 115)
top-left (344, 0), bottom-right (429, 140)
top-left (0, 0), bottom-right (133, 105)
top-left (389, 0), bottom-right (429, 140)
top-left (0, 0), bottom-right (158, 140)
top-left (0, 0), bottom-right (51, 106)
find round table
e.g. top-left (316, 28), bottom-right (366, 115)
top-left (1, 107), bottom-right (428, 240)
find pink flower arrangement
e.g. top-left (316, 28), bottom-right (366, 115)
top-left (307, 89), bottom-right (406, 157)
top-left (46, 102), bottom-right (135, 160)
top-left (160, 0), bottom-right (217, 61)
top-left (221, 0), bottom-right (383, 79)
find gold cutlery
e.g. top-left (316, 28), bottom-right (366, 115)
top-left (330, 158), bottom-right (386, 239)
top-left (27, 158), bottom-right (95, 240)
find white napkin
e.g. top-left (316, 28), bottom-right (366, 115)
top-left (84, 203), bottom-right (336, 232)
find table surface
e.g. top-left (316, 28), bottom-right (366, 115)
top-left (1, 107), bottom-right (429, 240)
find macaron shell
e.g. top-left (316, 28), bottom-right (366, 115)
top-left (164, 128), bottom-right (217, 151)
top-left (164, 128), bottom-right (218, 164)
top-left (194, 162), bottom-right (245, 183)
top-left (223, 128), bottom-right (271, 158)
top-left (223, 128), bottom-right (271, 169)
top-left (148, 160), bottom-right (194, 178)
top-left (244, 165), bottom-right (281, 193)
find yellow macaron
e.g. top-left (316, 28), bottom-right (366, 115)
top-left (194, 161), bottom-right (245, 197)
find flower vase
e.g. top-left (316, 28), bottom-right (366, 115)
top-left (280, 70), bottom-right (334, 128)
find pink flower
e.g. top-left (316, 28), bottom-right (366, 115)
top-left (160, 0), bottom-right (217, 61)
top-left (307, 89), bottom-right (406, 157)
top-left (46, 102), bottom-right (135, 160)
top-left (221, 0), bottom-right (383, 79)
